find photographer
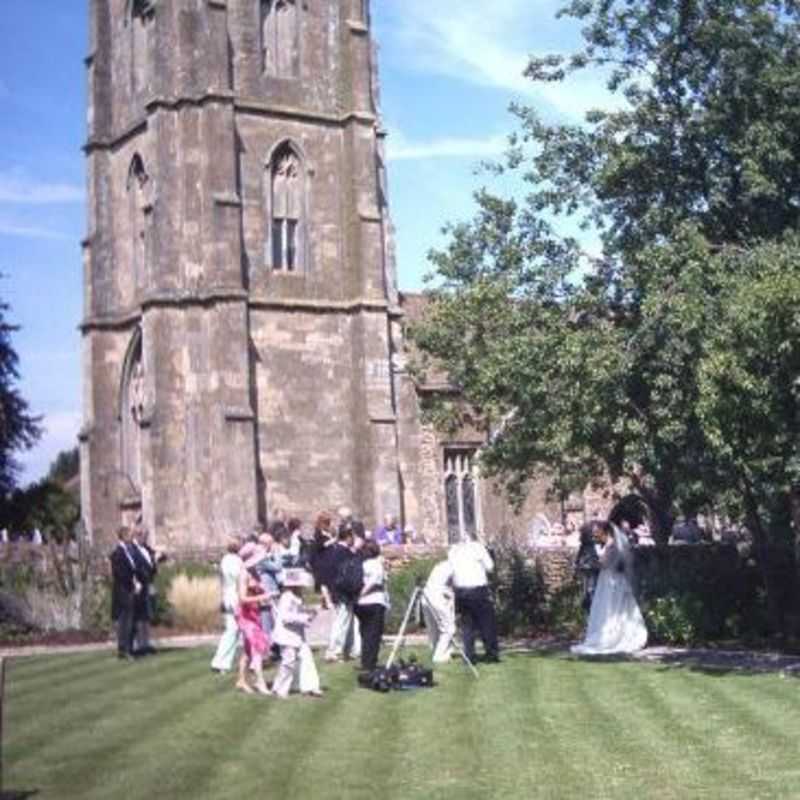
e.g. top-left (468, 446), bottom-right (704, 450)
top-left (422, 559), bottom-right (456, 663)
top-left (449, 539), bottom-right (500, 664)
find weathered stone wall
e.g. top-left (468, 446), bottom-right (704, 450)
top-left (83, 0), bottom-right (404, 548)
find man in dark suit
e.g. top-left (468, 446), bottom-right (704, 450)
top-left (131, 526), bottom-right (159, 655)
top-left (110, 526), bottom-right (140, 661)
top-left (574, 520), bottom-right (601, 612)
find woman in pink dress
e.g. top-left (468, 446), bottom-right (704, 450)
top-left (235, 545), bottom-right (273, 695)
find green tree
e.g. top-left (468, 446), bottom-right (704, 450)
top-left (1, 478), bottom-right (80, 541)
top-left (521, 0), bottom-right (800, 257)
top-left (0, 294), bottom-right (41, 495)
top-left (697, 240), bottom-right (800, 551)
top-left (413, 0), bottom-right (800, 547)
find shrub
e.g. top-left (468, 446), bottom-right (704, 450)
top-left (546, 583), bottom-right (587, 639)
top-left (152, 561), bottom-right (217, 626)
top-left (490, 543), bottom-right (545, 636)
top-left (644, 594), bottom-right (703, 646)
top-left (166, 574), bottom-right (220, 632)
top-left (385, 556), bottom-right (440, 634)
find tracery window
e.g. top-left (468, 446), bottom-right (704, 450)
top-left (129, 0), bottom-right (155, 96)
top-left (127, 154), bottom-right (150, 288)
top-left (268, 144), bottom-right (305, 272)
top-left (444, 448), bottom-right (481, 543)
top-left (120, 331), bottom-right (144, 493)
top-left (260, 0), bottom-right (299, 78)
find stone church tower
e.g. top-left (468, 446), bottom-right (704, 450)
top-left (80, 0), bottom-right (407, 548)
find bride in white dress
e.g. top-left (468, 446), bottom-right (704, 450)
top-left (571, 521), bottom-right (648, 655)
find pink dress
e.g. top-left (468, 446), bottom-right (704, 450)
top-left (236, 591), bottom-right (269, 659)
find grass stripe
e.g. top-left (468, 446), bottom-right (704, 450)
top-left (5, 648), bottom-right (800, 800)
top-left (620, 664), bottom-right (757, 796)
top-left (13, 656), bottom-right (233, 799)
top-left (7, 650), bottom-right (120, 692)
top-left (5, 651), bottom-right (202, 760)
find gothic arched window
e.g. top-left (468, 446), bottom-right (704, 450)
top-left (268, 143), bottom-right (305, 272)
top-left (127, 154), bottom-right (150, 288)
top-left (129, 0), bottom-right (155, 96)
top-left (443, 447), bottom-right (481, 543)
top-left (120, 330), bottom-right (144, 493)
top-left (260, 0), bottom-right (299, 78)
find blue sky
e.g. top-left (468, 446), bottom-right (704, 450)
top-left (0, 1), bottom-right (611, 484)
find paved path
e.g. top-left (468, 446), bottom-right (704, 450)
top-left (3, 620), bottom-right (800, 675)
top-left (0, 606), bottom-right (426, 660)
top-left (503, 638), bottom-right (800, 674)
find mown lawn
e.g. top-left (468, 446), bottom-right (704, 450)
top-left (3, 646), bottom-right (800, 799)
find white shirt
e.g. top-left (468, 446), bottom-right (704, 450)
top-left (448, 541), bottom-right (493, 589)
top-left (219, 552), bottom-right (242, 612)
top-left (133, 541), bottom-right (153, 568)
top-left (424, 560), bottom-right (454, 605)
top-left (288, 531), bottom-right (302, 560)
top-left (359, 556), bottom-right (388, 607)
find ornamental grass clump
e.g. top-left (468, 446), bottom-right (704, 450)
top-left (166, 574), bottom-right (219, 632)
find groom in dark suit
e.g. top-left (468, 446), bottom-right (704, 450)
top-left (574, 520), bottom-right (601, 612)
top-left (110, 526), bottom-right (140, 661)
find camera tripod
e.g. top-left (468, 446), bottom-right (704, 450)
top-left (385, 584), bottom-right (479, 678)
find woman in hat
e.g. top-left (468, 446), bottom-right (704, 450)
top-left (234, 543), bottom-right (273, 695)
top-left (271, 568), bottom-right (322, 698)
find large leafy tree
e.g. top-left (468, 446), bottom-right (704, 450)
top-left (413, 0), bottom-right (800, 546)
top-left (697, 241), bottom-right (800, 545)
top-left (0, 295), bottom-right (41, 496)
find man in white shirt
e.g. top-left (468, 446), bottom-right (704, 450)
top-left (448, 539), bottom-right (500, 663)
top-left (421, 559), bottom-right (456, 663)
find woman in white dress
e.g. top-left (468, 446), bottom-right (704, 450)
top-left (571, 521), bottom-right (648, 655)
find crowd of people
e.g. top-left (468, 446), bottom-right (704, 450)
top-left (207, 507), bottom-right (394, 697)
top-left (109, 506), bottom-right (653, 691)
top-left (201, 507), bottom-right (504, 697)
top-left (111, 502), bottom-right (585, 699)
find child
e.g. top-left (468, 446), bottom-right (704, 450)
top-left (271, 568), bottom-right (323, 698)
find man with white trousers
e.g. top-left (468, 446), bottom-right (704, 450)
top-left (210, 536), bottom-right (243, 673)
top-left (422, 559), bottom-right (456, 663)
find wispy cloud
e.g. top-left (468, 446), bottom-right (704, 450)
top-left (387, 130), bottom-right (508, 161)
top-left (0, 170), bottom-right (83, 205)
top-left (0, 219), bottom-right (72, 240)
top-left (379, 0), bottom-right (623, 120)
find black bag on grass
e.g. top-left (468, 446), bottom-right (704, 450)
top-left (357, 659), bottom-right (434, 692)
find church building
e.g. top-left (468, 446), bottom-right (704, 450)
top-left (80, 0), bottom-right (569, 549)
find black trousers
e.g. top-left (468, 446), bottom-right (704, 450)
top-left (578, 569), bottom-right (599, 613)
top-left (354, 603), bottom-right (386, 671)
top-left (455, 585), bottom-right (499, 661)
top-left (115, 592), bottom-right (135, 656)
